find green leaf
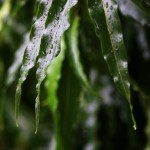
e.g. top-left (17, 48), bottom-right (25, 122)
top-left (66, 16), bottom-right (91, 90)
top-left (54, 59), bottom-right (82, 150)
top-left (35, 0), bottom-right (77, 133)
top-left (88, 0), bottom-right (136, 129)
top-left (45, 37), bottom-right (65, 113)
top-left (119, 0), bottom-right (150, 26)
top-left (15, 0), bottom-right (52, 127)
top-left (6, 33), bottom-right (29, 86)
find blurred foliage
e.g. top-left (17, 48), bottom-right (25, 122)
top-left (0, 0), bottom-right (150, 150)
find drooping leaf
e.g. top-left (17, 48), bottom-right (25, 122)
top-left (88, 0), bottom-right (136, 129)
top-left (15, 0), bottom-right (52, 127)
top-left (54, 58), bottom-right (82, 150)
top-left (45, 37), bottom-right (65, 113)
top-left (6, 33), bottom-right (29, 86)
top-left (35, 0), bottom-right (77, 133)
top-left (119, 0), bottom-right (150, 26)
top-left (66, 16), bottom-right (92, 91)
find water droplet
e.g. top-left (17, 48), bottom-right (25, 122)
top-left (109, 15), bottom-right (111, 20)
top-left (104, 55), bottom-right (108, 60)
top-left (114, 76), bottom-right (119, 82)
top-left (106, 2), bottom-right (108, 8)
top-left (126, 82), bottom-right (130, 88)
top-left (50, 44), bottom-right (53, 49)
top-left (110, 5), bottom-right (113, 10)
top-left (85, 117), bottom-right (95, 127)
top-left (133, 124), bottom-right (137, 130)
top-left (121, 61), bottom-right (127, 68)
top-left (49, 50), bottom-right (51, 54)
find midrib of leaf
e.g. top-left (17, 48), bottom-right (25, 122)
top-left (101, 0), bottom-right (128, 100)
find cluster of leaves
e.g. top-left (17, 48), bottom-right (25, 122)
top-left (15, 0), bottom-right (134, 132)
top-left (0, 0), bottom-right (150, 149)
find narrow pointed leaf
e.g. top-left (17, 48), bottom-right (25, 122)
top-left (45, 38), bottom-right (65, 113)
top-left (6, 33), bottom-right (29, 86)
top-left (55, 59), bottom-right (82, 150)
top-left (35, 0), bottom-right (77, 132)
top-left (88, 0), bottom-right (136, 129)
top-left (15, 0), bottom-right (52, 127)
top-left (66, 16), bottom-right (91, 90)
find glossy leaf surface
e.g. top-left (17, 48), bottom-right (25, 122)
top-left (45, 38), bottom-right (65, 113)
top-left (35, 0), bottom-right (77, 133)
top-left (88, 0), bottom-right (136, 129)
top-left (66, 17), bottom-right (91, 90)
top-left (55, 59), bottom-right (82, 150)
top-left (6, 33), bottom-right (29, 86)
top-left (15, 0), bottom-right (52, 127)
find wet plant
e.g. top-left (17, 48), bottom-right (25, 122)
top-left (1, 0), bottom-right (150, 149)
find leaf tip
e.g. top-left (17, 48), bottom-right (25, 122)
top-left (35, 129), bottom-right (38, 134)
top-left (16, 122), bottom-right (19, 127)
top-left (133, 124), bottom-right (137, 130)
top-left (15, 84), bottom-right (22, 128)
top-left (35, 91), bottom-right (40, 135)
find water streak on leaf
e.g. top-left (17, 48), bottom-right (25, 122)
top-left (35, 0), bottom-right (77, 132)
top-left (15, 0), bottom-right (52, 127)
top-left (6, 33), bottom-right (29, 86)
top-left (45, 38), bottom-right (65, 113)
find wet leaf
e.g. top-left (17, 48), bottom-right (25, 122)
top-left (15, 0), bottom-right (52, 127)
top-left (35, 0), bottom-right (77, 133)
top-left (55, 58), bottom-right (82, 150)
top-left (66, 17), bottom-right (91, 90)
top-left (88, 0), bottom-right (136, 129)
top-left (6, 33), bottom-right (29, 86)
top-left (45, 37), bottom-right (65, 113)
